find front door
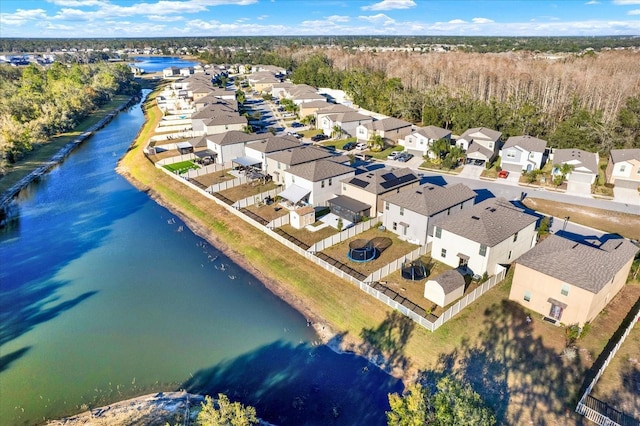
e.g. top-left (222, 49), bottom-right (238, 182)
top-left (549, 304), bottom-right (563, 320)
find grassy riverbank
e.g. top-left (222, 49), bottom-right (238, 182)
top-left (0, 95), bottom-right (131, 195)
top-left (117, 88), bottom-right (640, 425)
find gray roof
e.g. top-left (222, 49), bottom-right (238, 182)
top-left (459, 127), bottom-right (502, 142)
top-left (299, 100), bottom-right (330, 109)
top-left (515, 234), bottom-right (638, 294)
top-left (415, 125), bottom-right (451, 140)
top-left (383, 183), bottom-right (476, 217)
top-left (503, 135), bottom-right (548, 153)
top-left (206, 131), bottom-right (265, 146)
top-left (329, 112), bottom-right (372, 124)
top-left (431, 269), bottom-right (466, 294)
top-left (287, 159), bottom-right (355, 181)
top-left (317, 104), bottom-right (358, 115)
top-left (610, 148), bottom-right (640, 164)
top-left (327, 195), bottom-right (371, 213)
top-left (266, 145), bottom-right (333, 166)
top-left (371, 117), bottom-right (412, 132)
top-left (437, 198), bottom-right (538, 246)
top-left (247, 135), bottom-right (300, 153)
top-left (345, 167), bottom-right (419, 195)
top-left (467, 143), bottom-right (495, 159)
top-left (553, 149), bottom-right (599, 174)
top-left (205, 114), bottom-right (247, 126)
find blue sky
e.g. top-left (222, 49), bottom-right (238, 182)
top-left (1, 0), bottom-right (639, 38)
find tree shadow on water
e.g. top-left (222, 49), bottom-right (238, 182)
top-left (359, 311), bottom-right (415, 373)
top-left (181, 340), bottom-right (403, 426)
top-left (0, 280), bottom-right (98, 347)
top-left (0, 346), bottom-right (31, 373)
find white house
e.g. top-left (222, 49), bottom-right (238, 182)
top-left (244, 135), bottom-right (301, 171)
top-left (431, 198), bottom-right (538, 277)
top-left (500, 135), bottom-right (548, 173)
top-left (202, 131), bottom-right (266, 166)
top-left (265, 145), bottom-right (334, 185)
top-left (282, 159), bottom-right (355, 206)
top-left (382, 183), bottom-right (476, 245)
top-left (400, 125), bottom-right (452, 157)
top-left (552, 148), bottom-right (599, 194)
top-left (320, 111), bottom-right (372, 137)
top-left (458, 127), bottom-right (502, 165)
top-left (355, 117), bottom-right (413, 145)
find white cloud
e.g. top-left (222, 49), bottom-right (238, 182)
top-left (585, 0), bottom-right (600, 4)
top-left (628, 8), bottom-right (640, 14)
top-left (362, 0), bottom-right (416, 11)
top-left (0, 8), bottom-right (48, 25)
top-left (47, 0), bottom-right (107, 6)
top-left (148, 14), bottom-right (184, 21)
top-left (448, 19), bottom-right (466, 24)
top-left (326, 15), bottom-right (350, 23)
top-left (358, 13), bottom-right (396, 25)
top-left (256, 14), bottom-right (268, 20)
top-left (472, 17), bottom-right (494, 24)
top-left (613, 0), bottom-right (640, 4)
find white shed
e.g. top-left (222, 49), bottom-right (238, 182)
top-left (424, 269), bottom-right (466, 307)
top-left (290, 206), bottom-right (315, 230)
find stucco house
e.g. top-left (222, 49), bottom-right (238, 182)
top-left (355, 117), bottom-right (413, 145)
top-left (265, 146), bottom-right (334, 185)
top-left (201, 131), bottom-right (266, 166)
top-left (509, 234), bottom-right (638, 326)
top-left (500, 135), bottom-right (548, 173)
top-left (400, 125), bottom-right (452, 157)
top-left (281, 159), bottom-right (356, 207)
top-left (431, 198), bottom-right (538, 277)
top-left (340, 167), bottom-right (420, 218)
top-left (320, 111), bottom-right (373, 138)
top-left (381, 183), bottom-right (476, 245)
top-left (244, 135), bottom-right (301, 171)
top-left (457, 127), bottom-right (502, 165)
top-left (162, 66), bottom-right (180, 78)
top-left (299, 100), bottom-right (330, 120)
top-left (605, 149), bottom-right (640, 185)
top-left (552, 148), bottom-right (599, 193)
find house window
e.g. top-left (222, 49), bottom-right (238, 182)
top-left (441, 248), bottom-right (447, 258)
top-left (342, 184), bottom-right (346, 191)
top-left (488, 142), bottom-right (494, 149)
top-left (400, 207), bottom-right (404, 216)
top-left (524, 291), bottom-right (531, 302)
top-left (392, 222), bottom-right (397, 231)
top-left (435, 227), bottom-right (441, 238)
top-left (508, 250), bottom-right (512, 260)
top-left (447, 208), bottom-right (451, 216)
top-left (329, 178), bottom-right (332, 186)
top-left (513, 232), bottom-right (518, 242)
top-left (549, 304), bottom-right (563, 320)
top-left (479, 244), bottom-right (487, 256)
top-left (561, 284), bottom-right (569, 297)
top-left (620, 165), bottom-right (626, 172)
top-left (529, 152), bottom-right (535, 159)
top-left (321, 180), bottom-right (325, 188)
top-left (292, 176), bottom-right (295, 183)
top-left (403, 226), bottom-right (407, 236)
top-left (506, 151), bottom-right (516, 159)
top-left (277, 162), bottom-right (281, 169)
top-left (385, 202), bottom-right (389, 211)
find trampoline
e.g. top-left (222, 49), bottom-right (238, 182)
top-left (348, 239), bottom-right (377, 262)
top-left (401, 259), bottom-right (428, 281)
top-left (370, 237), bottom-right (393, 253)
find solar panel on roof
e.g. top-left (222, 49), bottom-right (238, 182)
top-left (379, 174), bottom-right (416, 189)
top-left (381, 172), bottom-right (396, 181)
top-left (350, 178), bottom-right (369, 188)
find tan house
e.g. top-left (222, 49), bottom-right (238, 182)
top-left (299, 100), bottom-right (330, 120)
top-left (355, 117), bottom-right (413, 145)
top-left (509, 234), bottom-right (638, 326)
top-left (457, 127), bottom-right (502, 165)
top-left (605, 149), bottom-right (640, 185)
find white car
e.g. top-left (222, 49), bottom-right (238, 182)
top-left (387, 151), bottom-right (400, 160)
top-left (356, 142), bottom-right (368, 150)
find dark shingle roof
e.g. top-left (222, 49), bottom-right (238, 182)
top-left (515, 234), bottom-right (638, 293)
top-left (371, 117), bottom-right (412, 132)
top-left (415, 125), bottom-right (451, 140)
top-left (345, 167), bottom-right (419, 195)
top-left (437, 198), bottom-right (538, 246)
top-left (247, 135), bottom-right (300, 153)
top-left (383, 183), bottom-right (476, 217)
top-left (266, 145), bottom-right (333, 166)
top-left (206, 131), bottom-right (265, 146)
top-left (431, 269), bottom-right (466, 293)
top-left (287, 159), bottom-right (355, 181)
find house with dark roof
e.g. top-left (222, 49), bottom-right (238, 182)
top-left (431, 198), bottom-right (538, 276)
top-left (552, 148), bottom-right (599, 194)
top-left (281, 159), bottom-right (356, 206)
top-left (381, 183), bottom-right (476, 245)
top-left (200, 131), bottom-right (266, 166)
top-left (244, 135), bottom-right (301, 171)
top-left (340, 167), bottom-right (420, 217)
top-left (509, 234), bottom-right (638, 326)
top-left (400, 125), bottom-right (452, 157)
top-left (457, 127), bottom-right (502, 165)
top-left (500, 135), bottom-right (548, 173)
top-left (355, 117), bottom-right (413, 144)
top-left (265, 146), bottom-right (334, 185)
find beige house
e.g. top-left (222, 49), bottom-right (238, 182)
top-left (299, 100), bottom-right (330, 119)
top-left (355, 117), bottom-right (413, 144)
top-left (509, 234), bottom-right (638, 326)
top-left (605, 149), bottom-right (640, 185)
top-left (340, 167), bottom-right (420, 218)
top-left (457, 127), bottom-right (502, 165)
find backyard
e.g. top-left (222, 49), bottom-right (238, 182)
top-left (191, 169), bottom-right (236, 188)
top-left (217, 180), bottom-right (278, 202)
top-left (278, 221), bottom-right (339, 248)
top-left (162, 160), bottom-right (199, 175)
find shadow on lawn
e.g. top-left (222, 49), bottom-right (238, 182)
top-left (359, 311), bottom-right (415, 373)
top-left (416, 300), bottom-right (585, 425)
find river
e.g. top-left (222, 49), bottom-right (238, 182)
top-left (0, 68), bottom-right (402, 425)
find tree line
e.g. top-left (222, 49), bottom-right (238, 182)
top-left (0, 62), bottom-right (139, 173)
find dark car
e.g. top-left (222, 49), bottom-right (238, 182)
top-left (342, 142), bottom-right (356, 151)
top-left (311, 134), bottom-right (329, 142)
top-left (290, 121), bottom-right (304, 128)
top-left (396, 152), bottom-right (414, 162)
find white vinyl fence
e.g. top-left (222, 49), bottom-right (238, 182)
top-left (183, 164), bottom-right (225, 179)
top-left (207, 176), bottom-right (249, 193)
top-left (308, 220), bottom-right (374, 252)
top-left (365, 244), bottom-right (430, 282)
top-left (233, 188), bottom-right (282, 209)
top-left (156, 153), bottom-right (197, 166)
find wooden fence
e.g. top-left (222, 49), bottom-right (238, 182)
top-left (308, 220), bottom-right (374, 252)
top-left (364, 244), bottom-right (430, 283)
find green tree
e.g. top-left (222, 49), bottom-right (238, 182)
top-left (235, 89), bottom-right (246, 105)
top-left (553, 162), bottom-right (574, 186)
top-left (197, 394), bottom-right (258, 426)
top-left (369, 134), bottom-right (385, 152)
top-left (387, 383), bottom-right (431, 426)
top-left (331, 124), bottom-right (343, 139)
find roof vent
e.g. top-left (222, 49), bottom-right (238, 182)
top-left (471, 215), bottom-right (480, 220)
top-left (416, 191), bottom-right (422, 195)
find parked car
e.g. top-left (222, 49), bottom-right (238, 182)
top-left (311, 134), bottom-right (329, 142)
top-left (387, 151), bottom-right (400, 160)
top-left (356, 142), bottom-right (368, 150)
top-left (290, 122), bottom-right (304, 128)
top-left (343, 142), bottom-right (356, 151)
top-left (396, 152), bottom-right (414, 162)
top-left (498, 170), bottom-right (509, 178)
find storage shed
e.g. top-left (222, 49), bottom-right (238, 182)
top-left (424, 269), bottom-right (466, 307)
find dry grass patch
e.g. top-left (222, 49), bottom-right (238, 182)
top-left (279, 223), bottom-right (338, 247)
top-left (523, 197), bottom-right (640, 240)
top-left (218, 181), bottom-right (278, 202)
top-left (191, 170), bottom-right (235, 188)
top-left (244, 203), bottom-right (289, 223)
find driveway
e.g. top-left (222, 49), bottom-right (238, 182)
top-left (458, 164), bottom-right (484, 179)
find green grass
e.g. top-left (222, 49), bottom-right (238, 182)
top-left (0, 95), bottom-right (131, 195)
top-left (162, 161), bottom-right (199, 174)
top-left (367, 145), bottom-right (403, 160)
top-left (321, 137), bottom-right (356, 150)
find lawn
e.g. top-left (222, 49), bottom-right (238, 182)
top-left (162, 161), bottom-right (199, 174)
top-left (523, 197), bottom-right (640, 240)
top-left (218, 181), bottom-right (278, 202)
top-left (279, 222), bottom-right (339, 248)
top-left (320, 137), bottom-right (356, 150)
top-left (367, 145), bottom-right (404, 160)
top-left (119, 90), bottom-right (640, 426)
top-left (191, 170), bottom-right (236, 188)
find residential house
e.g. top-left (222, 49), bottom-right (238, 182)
top-left (191, 108), bottom-right (246, 135)
top-left (355, 117), bottom-right (413, 145)
top-left (299, 100), bottom-right (330, 120)
top-left (605, 149), bottom-right (640, 185)
top-left (201, 131), bottom-right (266, 166)
top-left (552, 148), bottom-right (599, 193)
top-left (254, 75), bottom-right (281, 93)
top-left (265, 146), bottom-right (334, 185)
top-left (500, 135), bottom-right (548, 173)
top-left (382, 183), bottom-right (476, 245)
top-left (244, 135), bottom-right (301, 171)
top-left (509, 234), bottom-right (638, 326)
top-left (431, 198), bottom-right (538, 277)
top-left (179, 66), bottom-right (194, 77)
top-left (290, 90), bottom-right (326, 106)
top-left (162, 66), bottom-right (180, 78)
top-left (400, 125), bottom-right (452, 157)
top-left (271, 82), bottom-right (295, 99)
top-left (320, 111), bottom-right (373, 138)
top-left (340, 167), bottom-right (420, 218)
top-left (281, 160), bottom-right (356, 206)
top-left (457, 127), bottom-right (502, 165)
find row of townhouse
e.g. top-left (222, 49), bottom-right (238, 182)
top-left (168, 67), bottom-right (639, 329)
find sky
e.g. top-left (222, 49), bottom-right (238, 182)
top-left (1, 0), bottom-right (639, 38)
